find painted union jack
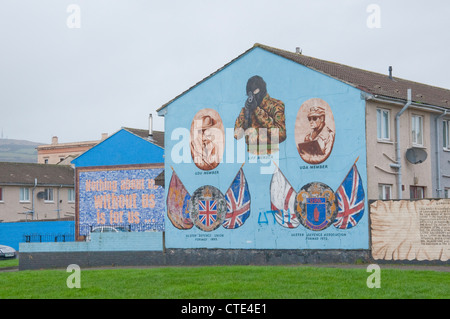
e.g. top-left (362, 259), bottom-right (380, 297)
top-left (333, 164), bottom-right (365, 229)
top-left (224, 168), bottom-right (251, 229)
top-left (198, 200), bottom-right (218, 227)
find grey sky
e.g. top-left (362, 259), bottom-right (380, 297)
top-left (1, 0), bottom-right (449, 144)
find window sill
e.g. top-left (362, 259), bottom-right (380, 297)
top-left (377, 139), bottom-right (393, 144)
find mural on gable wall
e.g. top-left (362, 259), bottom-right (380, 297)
top-left (164, 50), bottom-right (369, 250)
top-left (78, 166), bottom-right (165, 236)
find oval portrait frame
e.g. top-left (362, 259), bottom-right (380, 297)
top-left (190, 108), bottom-right (225, 171)
top-left (295, 98), bottom-right (335, 165)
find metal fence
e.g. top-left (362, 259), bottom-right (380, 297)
top-left (23, 233), bottom-right (75, 243)
top-left (78, 223), bottom-right (163, 237)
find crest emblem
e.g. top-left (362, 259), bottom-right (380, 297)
top-left (294, 182), bottom-right (337, 231)
top-left (190, 185), bottom-right (226, 232)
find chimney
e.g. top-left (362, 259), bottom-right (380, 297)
top-left (52, 136), bottom-right (58, 145)
top-left (388, 66), bottom-right (393, 79)
top-left (101, 133), bottom-right (108, 140)
top-left (148, 113), bottom-right (153, 138)
top-left (296, 47), bottom-right (302, 54)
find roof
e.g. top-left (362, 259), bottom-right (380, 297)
top-left (157, 43), bottom-right (450, 112)
top-left (122, 127), bottom-right (164, 148)
top-left (0, 162), bottom-right (74, 186)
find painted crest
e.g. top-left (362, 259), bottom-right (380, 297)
top-left (190, 185), bottom-right (226, 232)
top-left (294, 182), bottom-right (337, 231)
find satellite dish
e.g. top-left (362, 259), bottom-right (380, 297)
top-left (406, 147), bottom-right (427, 164)
top-left (37, 191), bottom-right (46, 199)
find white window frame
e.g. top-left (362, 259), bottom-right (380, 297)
top-left (443, 120), bottom-right (450, 150)
top-left (376, 108), bottom-right (390, 141)
top-left (20, 187), bottom-right (30, 202)
top-left (378, 184), bottom-right (392, 200)
top-left (445, 188), bottom-right (450, 198)
top-left (44, 188), bottom-right (54, 202)
top-left (68, 188), bottom-right (75, 203)
top-left (411, 114), bottom-right (424, 146)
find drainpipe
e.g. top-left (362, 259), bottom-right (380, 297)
top-left (391, 89), bottom-right (412, 199)
top-left (436, 110), bottom-right (448, 197)
top-left (31, 178), bottom-right (37, 221)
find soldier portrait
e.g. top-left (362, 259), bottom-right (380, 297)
top-left (234, 75), bottom-right (286, 155)
top-left (295, 98), bottom-right (335, 164)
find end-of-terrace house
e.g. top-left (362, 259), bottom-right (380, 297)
top-left (256, 44), bottom-right (450, 200)
top-left (0, 162), bottom-right (75, 222)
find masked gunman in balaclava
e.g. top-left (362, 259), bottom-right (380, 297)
top-left (234, 75), bottom-right (286, 154)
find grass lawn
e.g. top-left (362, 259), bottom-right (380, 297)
top-left (0, 262), bottom-right (449, 299)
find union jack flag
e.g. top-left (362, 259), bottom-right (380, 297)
top-left (223, 168), bottom-right (251, 229)
top-left (198, 200), bottom-right (218, 227)
top-left (333, 164), bottom-right (365, 229)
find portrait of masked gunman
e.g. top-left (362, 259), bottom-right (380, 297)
top-left (234, 75), bottom-right (286, 155)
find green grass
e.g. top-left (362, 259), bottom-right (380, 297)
top-left (0, 258), bottom-right (18, 268)
top-left (0, 264), bottom-right (448, 299)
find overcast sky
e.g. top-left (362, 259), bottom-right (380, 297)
top-left (1, 0), bottom-right (449, 144)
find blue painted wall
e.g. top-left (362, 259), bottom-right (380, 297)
top-left (19, 232), bottom-right (163, 252)
top-left (161, 47), bottom-right (368, 249)
top-left (0, 221), bottom-right (74, 251)
top-left (72, 129), bottom-right (164, 167)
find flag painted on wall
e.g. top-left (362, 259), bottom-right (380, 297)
top-left (333, 163), bottom-right (365, 229)
top-left (223, 168), bottom-right (251, 229)
top-left (270, 166), bottom-right (299, 228)
top-left (167, 170), bottom-right (193, 230)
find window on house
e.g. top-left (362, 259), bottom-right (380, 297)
top-left (44, 158), bottom-right (49, 164)
top-left (44, 188), bottom-right (54, 202)
top-left (445, 189), bottom-right (450, 198)
top-left (443, 120), bottom-right (450, 149)
top-left (411, 115), bottom-right (423, 146)
top-left (410, 186), bottom-right (425, 199)
top-left (68, 188), bottom-right (75, 202)
top-left (378, 184), bottom-right (392, 200)
top-left (20, 187), bottom-right (30, 202)
top-left (377, 108), bottom-right (390, 140)
top-left (0, 187), bottom-right (3, 202)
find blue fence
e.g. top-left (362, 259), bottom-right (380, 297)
top-left (0, 220), bottom-right (75, 251)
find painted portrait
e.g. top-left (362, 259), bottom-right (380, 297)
top-left (190, 108), bottom-right (224, 171)
top-left (295, 98), bottom-right (335, 164)
top-left (234, 75), bottom-right (286, 155)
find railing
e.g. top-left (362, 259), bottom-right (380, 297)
top-left (78, 223), bottom-right (163, 238)
top-left (23, 233), bottom-right (75, 243)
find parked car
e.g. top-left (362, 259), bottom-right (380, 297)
top-left (0, 245), bottom-right (17, 259)
top-left (91, 226), bottom-right (129, 233)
